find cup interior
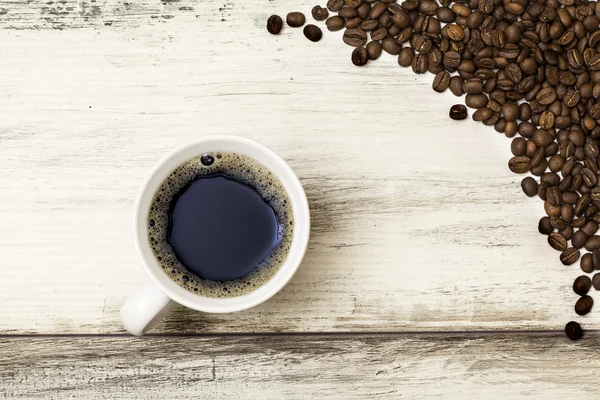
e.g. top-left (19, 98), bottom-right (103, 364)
top-left (133, 136), bottom-right (310, 313)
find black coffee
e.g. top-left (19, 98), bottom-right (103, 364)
top-left (168, 174), bottom-right (280, 282)
top-left (148, 152), bottom-right (293, 298)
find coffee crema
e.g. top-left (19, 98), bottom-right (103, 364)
top-left (147, 152), bottom-right (294, 298)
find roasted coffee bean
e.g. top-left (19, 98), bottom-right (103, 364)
top-left (411, 53), bottom-right (428, 74)
top-left (311, 5), bottom-right (329, 21)
top-left (351, 46), bottom-right (368, 66)
top-left (538, 216), bottom-right (553, 235)
top-left (575, 295), bottom-right (594, 315)
top-left (327, 0), bottom-right (344, 12)
top-left (582, 168), bottom-right (598, 187)
top-left (472, 107), bottom-right (493, 122)
top-left (572, 230), bottom-right (589, 249)
top-left (521, 177), bottom-right (538, 197)
top-left (397, 47), bottom-right (414, 67)
top-left (449, 76), bottom-right (464, 97)
top-left (462, 80), bottom-right (484, 95)
top-left (548, 232), bottom-right (568, 251)
top-left (561, 247), bottom-right (581, 265)
top-left (508, 156), bottom-right (531, 174)
top-left (432, 71), bottom-right (450, 93)
top-left (267, 15), bottom-right (283, 34)
top-left (366, 41), bottom-right (382, 60)
top-left (593, 273), bottom-right (600, 290)
top-left (326, 16), bottom-right (345, 31)
top-left (565, 321), bottom-right (583, 341)
top-left (465, 94), bottom-right (489, 108)
top-left (447, 104), bottom-right (467, 121)
top-left (343, 28), bottom-right (367, 47)
top-left (382, 37), bottom-right (402, 55)
top-left (287, 12), bottom-right (306, 27)
top-left (345, 17), bottom-right (362, 29)
top-left (545, 200), bottom-right (561, 217)
top-left (443, 51), bottom-right (461, 69)
top-left (536, 87), bottom-right (557, 105)
top-left (594, 249), bottom-right (600, 270)
top-left (338, 7), bottom-right (358, 19)
top-left (343, 0), bottom-right (361, 8)
top-left (582, 221), bottom-right (599, 237)
top-left (360, 19), bottom-right (379, 31)
top-left (574, 275), bottom-right (592, 296)
top-left (304, 25), bottom-right (322, 42)
top-left (582, 253), bottom-right (595, 273)
top-left (511, 137), bottom-right (526, 156)
top-left (547, 186), bottom-right (563, 206)
top-left (437, 7), bottom-right (455, 23)
top-left (586, 235), bottom-right (600, 251)
top-left (370, 27), bottom-right (387, 41)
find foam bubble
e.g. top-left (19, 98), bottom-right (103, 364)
top-left (147, 151), bottom-right (294, 298)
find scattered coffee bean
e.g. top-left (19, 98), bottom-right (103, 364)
top-left (432, 71), bottom-right (450, 93)
top-left (351, 46), bottom-right (368, 66)
top-left (449, 105), bottom-right (467, 121)
top-left (267, 15), bottom-right (283, 35)
top-left (287, 12), bottom-right (306, 27)
top-left (575, 295), bottom-right (593, 315)
top-left (572, 230), bottom-right (588, 249)
top-left (574, 275), bottom-right (592, 296)
top-left (312, 5), bottom-right (329, 21)
top-left (303, 24), bottom-right (323, 42)
top-left (565, 321), bottom-right (583, 341)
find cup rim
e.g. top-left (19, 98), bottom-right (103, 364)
top-left (132, 135), bottom-right (310, 313)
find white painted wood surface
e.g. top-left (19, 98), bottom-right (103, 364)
top-left (2, 334), bottom-right (600, 399)
top-left (0, 0), bottom-right (596, 335)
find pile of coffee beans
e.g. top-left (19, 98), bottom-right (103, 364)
top-left (268, 0), bottom-right (600, 340)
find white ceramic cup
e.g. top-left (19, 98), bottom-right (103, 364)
top-left (120, 136), bottom-right (310, 336)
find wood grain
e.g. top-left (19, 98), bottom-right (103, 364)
top-left (0, 1), bottom-right (597, 334)
top-left (2, 334), bottom-right (599, 398)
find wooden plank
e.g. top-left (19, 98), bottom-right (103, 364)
top-left (1, 334), bottom-right (599, 398)
top-left (1, 2), bottom-right (596, 334)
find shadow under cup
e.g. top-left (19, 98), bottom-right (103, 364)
top-left (133, 136), bottom-right (311, 314)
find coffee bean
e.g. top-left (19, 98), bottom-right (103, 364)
top-left (345, 17), bottom-right (362, 29)
top-left (582, 168), bottom-right (598, 187)
top-left (366, 41), bottom-right (382, 60)
top-left (449, 76), bottom-right (464, 97)
top-left (267, 15), bottom-right (283, 34)
top-left (594, 273), bottom-right (600, 290)
top-left (351, 46), bottom-right (368, 66)
top-left (462, 80), bottom-right (484, 95)
top-left (582, 253), bottom-right (595, 273)
top-left (572, 230), bottom-right (589, 249)
top-left (411, 53), bottom-right (428, 74)
top-left (326, 16), bottom-right (345, 31)
top-left (443, 51), bottom-right (461, 69)
top-left (338, 7), bottom-right (358, 19)
top-left (312, 5), bottom-right (329, 21)
top-left (432, 71), bottom-right (450, 93)
top-left (472, 107), bottom-right (492, 122)
top-left (508, 156), bottom-right (531, 174)
top-left (360, 19), bottom-right (378, 31)
top-left (511, 137), bottom-right (526, 156)
top-left (586, 235), bottom-right (600, 251)
top-left (521, 177), bottom-right (538, 197)
top-left (594, 249), bottom-right (600, 270)
top-left (465, 94), bottom-right (488, 108)
top-left (575, 295), bottom-right (594, 315)
top-left (538, 216), bottom-right (553, 235)
top-left (382, 37), bottom-right (402, 55)
top-left (344, 0), bottom-right (361, 8)
top-left (548, 232), bottom-right (567, 251)
top-left (582, 221), bottom-right (599, 237)
top-left (561, 247), bottom-right (581, 265)
top-left (397, 47), bottom-right (414, 67)
top-left (287, 12), bottom-right (306, 27)
top-left (574, 275), bottom-right (592, 296)
top-left (449, 104), bottom-right (467, 120)
top-left (343, 28), bottom-right (367, 47)
top-left (327, 0), bottom-right (344, 11)
top-left (303, 25), bottom-right (322, 42)
top-left (565, 321), bottom-right (583, 341)
top-left (536, 87), bottom-right (557, 105)
top-left (547, 186), bottom-right (562, 206)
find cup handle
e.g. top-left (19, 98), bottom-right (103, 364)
top-left (120, 278), bottom-right (176, 336)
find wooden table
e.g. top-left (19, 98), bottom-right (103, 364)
top-left (1, 1), bottom-right (599, 398)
